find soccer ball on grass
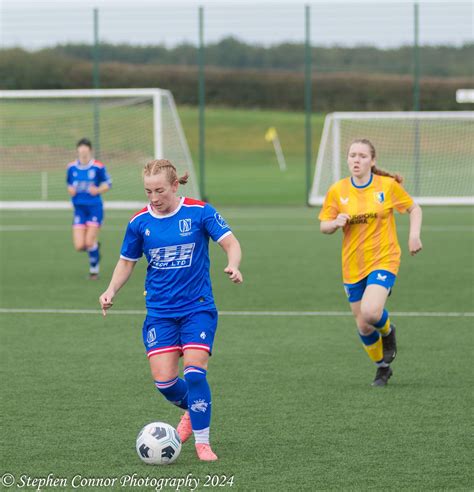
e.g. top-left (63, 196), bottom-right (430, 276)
top-left (136, 422), bottom-right (182, 465)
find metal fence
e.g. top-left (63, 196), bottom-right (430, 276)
top-left (1, 1), bottom-right (472, 204)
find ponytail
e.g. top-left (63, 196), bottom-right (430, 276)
top-left (372, 165), bottom-right (404, 184)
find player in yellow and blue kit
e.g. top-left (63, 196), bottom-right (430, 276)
top-left (99, 159), bottom-right (243, 461)
top-left (319, 139), bottom-right (423, 386)
top-left (66, 138), bottom-right (112, 279)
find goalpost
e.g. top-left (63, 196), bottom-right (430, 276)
top-left (309, 111), bottom-right (474, 206)
top-left (0, 89), bottom-right (200, 209)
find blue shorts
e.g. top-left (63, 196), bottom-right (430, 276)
top-left (344, 270), bottom-right (396, 303)
top-left (73, 203), bottom-right (103, 228)
top-left (142, 310), bottom-right (218, 359)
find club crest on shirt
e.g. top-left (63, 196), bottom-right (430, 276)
top-left (88, 169), bottom-right (96, 180)
top-left (374, 192), bottom-right (385, 204)
top-left (179, 218), bottom-right (192, 236)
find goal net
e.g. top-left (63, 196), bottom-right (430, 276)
top-left (0, 89), bottom-right (199, 209)
top-left (309, 112), bottom-right (474, 206)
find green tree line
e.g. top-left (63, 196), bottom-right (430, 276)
top-left (1, 48), bottom-right (470, 111)
top-left (36, 37), bottom-right (474, 77)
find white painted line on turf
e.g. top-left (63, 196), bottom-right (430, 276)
top-left (1, 225), bottom-right (473, 232)
top-left (0, 308), bottom-right (472, 317)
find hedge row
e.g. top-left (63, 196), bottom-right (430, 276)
top-left (1, 49), bottom-right (471, 111)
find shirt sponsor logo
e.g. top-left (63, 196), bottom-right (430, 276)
top-left (348, 212), bottom-right (378, 225)
top-left (214, 213), bottom-right (228, 229)
top-left (75, 181), bottom-right (90, 193)
top-left (374, 191), bottom-right (385, 204)
top-left (149, 243), bottom-right (195, 270)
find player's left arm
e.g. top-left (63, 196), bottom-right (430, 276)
top-left (90, 165), bottom-right (112, 196)
top-left (89, 182), bottom-right (111, 196)
top-left (218, 234), bottom-right (243, 284)
top-left (391, 180), bottom-right (422, 256)
top-left (407, 203), bottom-right (423, 256)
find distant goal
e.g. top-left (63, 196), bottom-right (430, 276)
top-left (309, 112), bottom-right (474, 206)
top-left (0, 88), bottom-right (199, 209)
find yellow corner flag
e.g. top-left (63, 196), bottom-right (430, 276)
top-left (264, 127), bottom-right (277, 142)
top-left (264, 126), bottom-right (287, 171)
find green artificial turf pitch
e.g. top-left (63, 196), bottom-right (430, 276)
top-left (0, 206), bottom-right (472, 490)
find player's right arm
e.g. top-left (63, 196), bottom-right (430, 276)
top-left (66, 165), bottom-right (77, 196)
top-left (99, 259), bottom-right (136, 316)
top-left (318, 184), bottom-right (348, 234)
top-left (67, 185), bottom-right (77, 197)
top-left (320, 214), bottom-right (350, 234)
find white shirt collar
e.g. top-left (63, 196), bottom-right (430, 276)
top-left (147, 197), bottom-right (184, 219)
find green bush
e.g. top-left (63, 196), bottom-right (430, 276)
top-left (1, 49), bottom-right (471, 111)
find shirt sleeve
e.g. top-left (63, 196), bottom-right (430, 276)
top-left (202, 204), bottom-right (233, 243)
top-left (391, 180), bottom-right (414, 213)
top-left (318, 185), bottom-right (339, 221)
top-left (120, 221), bottom-right (143, 261)
top-left (98, 166), bottom-right (112, 187)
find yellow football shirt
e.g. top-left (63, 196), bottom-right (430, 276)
top-left (319, 174), bottom-right (414, 284)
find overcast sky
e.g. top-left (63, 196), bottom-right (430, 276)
top-left (1, 0), bottom-right (473, 49)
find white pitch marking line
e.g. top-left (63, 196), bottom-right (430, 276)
top-left (0, 308), bottom-right (472, 317)
top-left (0, 225), bottom-right (473, 232)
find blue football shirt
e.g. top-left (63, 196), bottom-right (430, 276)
top-left (120, 197), bottom-right (233, 317)
top-left (66, 159), bottom-right (112, 206)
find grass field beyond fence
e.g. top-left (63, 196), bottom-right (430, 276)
top-left (0, 103), bottom-right (325, 206)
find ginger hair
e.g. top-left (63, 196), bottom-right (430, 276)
top-left (143, 159), bottom-right (189, 185)
top-left (349, 138), bottom-right (404, 184)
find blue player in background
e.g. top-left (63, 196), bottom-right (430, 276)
top-left (66, 138), bottom-right (112, 279)
top-left (99, 159), bottom-right (243, 462)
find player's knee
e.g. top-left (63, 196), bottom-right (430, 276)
top-left (360, 305), bottom-right (383, 326)
top-left (74, 243), bottom-right (86, 251)
top-left (151, 367), bottom-right (177, 383)
top-left (183, 365), bottom-right (207, 387)
top-left (357, 324), bottom-right (375, 336)
top-left (355, 317), bottom-right (372, 334)
top-left (85, 240), bottom-right (96, 250)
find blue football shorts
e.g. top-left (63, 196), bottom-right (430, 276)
top-left (142, 309), bottom-right (218, 359)
top-left (343, 269), bottom-right (396, 303)
top-left (73, 203), bottom-right (104, 228)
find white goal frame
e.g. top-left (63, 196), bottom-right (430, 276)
top-left (309, 111), bottom-right (474, 206)
top-left (0, 88), bottom-right (199, 209)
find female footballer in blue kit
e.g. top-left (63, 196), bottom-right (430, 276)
top-left (99, 159), bottom-right (243, 461)
top-left (67, 138), bottom-right (112, 279)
